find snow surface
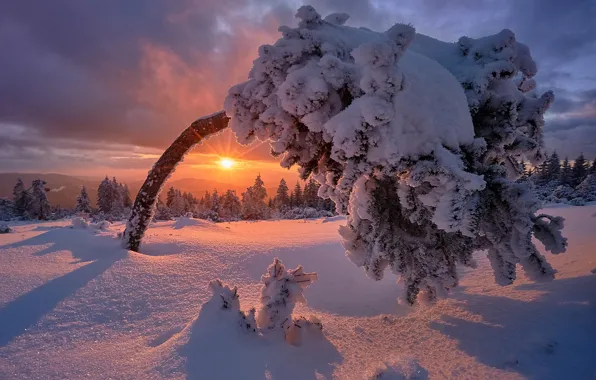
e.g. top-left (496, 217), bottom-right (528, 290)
top-left (1, 205), bottom-right (595, 379)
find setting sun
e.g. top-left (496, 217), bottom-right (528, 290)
top-left (219, 157), bottom-right (236, 169)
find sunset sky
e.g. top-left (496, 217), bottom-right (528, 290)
top-left (1, 0), bottom-right (595, 186)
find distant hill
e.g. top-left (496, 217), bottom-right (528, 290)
top-left (0, 173), bottom-right (279, 208)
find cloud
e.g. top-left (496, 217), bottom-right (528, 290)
top-left (0, 0), bottom-right (594, 173)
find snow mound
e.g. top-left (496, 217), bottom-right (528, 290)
top-left (71, 217), bottom-right (111, 231)
top-left (173, 216), bottom-right (218, 230)
top-left (366, 357), bottom-right (428, 379)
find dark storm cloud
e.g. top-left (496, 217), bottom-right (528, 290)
top-left (0, 0), bottom-right (595, 169)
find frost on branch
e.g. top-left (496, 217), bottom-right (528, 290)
top-left (224, 6), bottom-right (566, 304)
top-left (257, 258), bottom-right (319, 345)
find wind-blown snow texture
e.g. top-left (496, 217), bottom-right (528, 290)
top-left (225, 6), bottom-right (566, 303)
top-left (0, 205), bottom-right (594, 379)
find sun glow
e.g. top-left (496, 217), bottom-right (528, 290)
top-left (219, 157), bottom-right (236, 169)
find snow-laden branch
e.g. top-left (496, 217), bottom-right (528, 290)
top-left (224, 6), bottom-right (566, 304)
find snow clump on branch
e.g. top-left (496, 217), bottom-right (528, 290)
top-left (224, 5), bottom-right (566, 304)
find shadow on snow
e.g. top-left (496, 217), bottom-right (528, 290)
top-left (431, 274), bottom-right (596, 379)
top-left (180, 299), bottom-right (343, 380)
top-left (0, 228), bottom-right (126, 346)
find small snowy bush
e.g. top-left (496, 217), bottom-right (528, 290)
top-left (207, 259), bottom-right (320, 344)
top-left (0, 223), bottom-right (11, 234)
top-left (258, 258), bottom-right (319, 345)
top-left (225, 5), bottom-right (567, 304)
top-left (208, 279), bottom-right (257, 333)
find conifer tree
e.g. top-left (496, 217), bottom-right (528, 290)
top-left (121, 184), bottom-right (132, 208)
top-left (303, 178), bottom-right (320, 208)
top-left (97, 176), bottom-right (113, 213)
top-left (560, 157), bottom-right (572, 186)
top-left (274, 178), bottom-right (290, 210)
top-left (242, 174), bottom-right (269, 220)
top-left (571, 153), bottom-right (588, 187)
top-left (29, 180), bottom-right (51, 220)
top-left (292, 182), bottom-right (303, 207)
top-left (166, 187), bottom-right (176, 208)
top-left (12, 178), bottom-right (31, 217)
top-left (547, 151), bottom-right (561, 181)
top-left (76, 186), bottom-right (93, 213)
top-left (221, 189), bottom-right (242, 220)
top-left (110, 177), bottom-right (124, 216)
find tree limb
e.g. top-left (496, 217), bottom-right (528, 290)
top-left (122, 111), bottom-right (230, 252)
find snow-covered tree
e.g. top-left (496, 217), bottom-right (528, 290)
top-left (560, 157), bottom-right (572, 186)
top-left (590, 158), bottom-right (596, 174)
top-left (110, 177), bottom-right (124, 216)
top-left (547, 151), bottom-right (561, 182)
top-left (170, 189), bottom-right (186, 217)
top-left (303, 178), bottom-right (320, 208)
top-left (242, 174), bottom-right (270, 220)
top-left (571, 153), bottom-right (589, 188)
top-left (274, 178), bottom-right (290, 210)
top-left (224, 6), bottom-right (566, 304)
top-left (76, 186), bottom-right (93, 214)
top-left (12, 178), bottom-right (31, 217)
top-left (97, 176), bottom-right (113, 214)
top-left (576, 174), bottom-right (596, 202)
top-left (154, 198), bottom-right (173, 220)
top-left (29, 179), bottom-right (51, 220)
top-left (221, 189), bottom-right (242, 220)
top-left (211, 189), bottom-right (222, 219)
top-left (166, 187), bottom-right (176, 208)
top-left (291, 182), bottom-right (303, 207)
top-left (121, 184), bottom-right (133, 208)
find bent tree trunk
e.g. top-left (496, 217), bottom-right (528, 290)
top-left (122, 111), bottom-right (230, 252)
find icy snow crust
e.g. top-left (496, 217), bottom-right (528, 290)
top-left (0, 206), bottom-right (594, 379)
top-left (225, 6), bottom-right (564, 304)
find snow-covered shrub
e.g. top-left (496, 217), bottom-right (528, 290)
top-left (577, 174), bottom-right (596, 202)
top-left (208, 279), bottom-right (257, 333)
top-left (0, 223), bottom-right (11, 234)
top-left (225, 6), bottom-right (566, 304)
top-left (71, 217), bottom-right (89, 229)
top-left (257, 258), bottom-right (319, 344)
top-left (283, 207), bottom-right (333, 220)
top-left (366, 357), bottom-right (428, 380)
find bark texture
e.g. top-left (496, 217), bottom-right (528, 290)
top-left (122, 111), bottom-right (230, 251)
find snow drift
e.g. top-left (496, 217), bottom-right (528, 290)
top-left (225, 6), bottom-right (566, 303)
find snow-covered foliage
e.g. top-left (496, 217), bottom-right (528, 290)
top-left (522, 153), bottom-right (596, 205)
top-left (207, 279), bottom-right (257, 333)
top-left (75, 186), bottom-right (93, 214)
top-left (242, 174), bottom-right (271, 220)
top-left (366, 357), bottom-right (428, 380)
top-left (0, 223), bottom-right (11, 234)
top-left (283, 207), bottom-right (333, 219)
top-left (258, 258), bottom-right (319, 344)
top-left (224, 5), bottom-right (566, 303)
top-left (97, 176), bottom-right (130, 219)
top-left (29, 179), bottom-right (51, 220)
